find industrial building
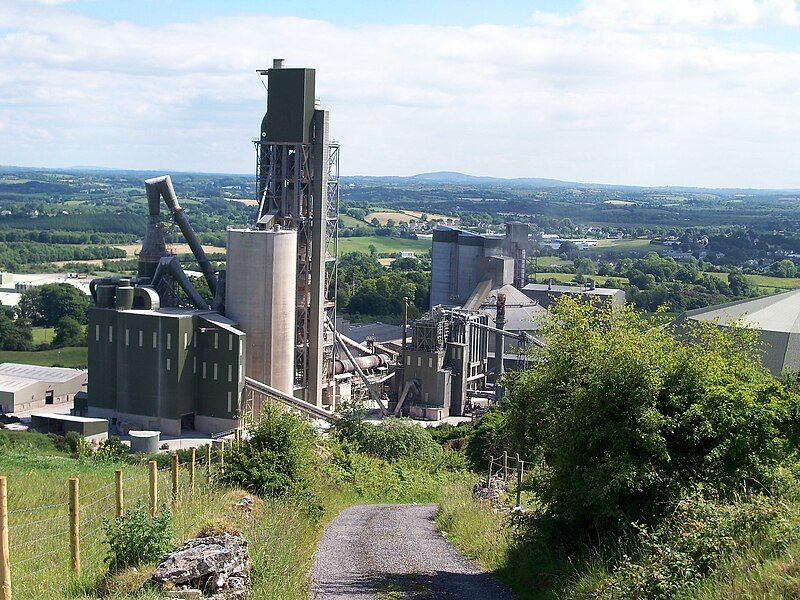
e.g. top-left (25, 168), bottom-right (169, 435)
top-left (674, 289), bottom-right (800, 376)
top-left (0, 363), bottom-right (87, 414)
top-left (30, 413), bottom-right (108, 444)
top-left (522, 280), bottom-right (625, 310)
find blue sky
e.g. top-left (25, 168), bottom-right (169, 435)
top-left (1, 0), bottom-right (799, 188)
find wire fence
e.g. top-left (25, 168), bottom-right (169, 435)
top-left (0, 437), bottom-right (241, 600)
top-left (486, 451), bottom-right (528, 508)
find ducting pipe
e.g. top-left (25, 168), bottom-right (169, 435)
top-left (152, 256), bottom-right (209, 310)
top-left (144, 175), bottom-right (218, 298)
top-left (331, 353), bottom-right (390, 375)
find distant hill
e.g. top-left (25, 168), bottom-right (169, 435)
top-left (409, 171), bottom-right (574, 188)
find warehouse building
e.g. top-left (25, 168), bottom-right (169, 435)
top-left (30, 413), bottom-right (108, 444)
top-left (521, 280), bottom-right (625, 310)
top-left (0, 363), bottom-right (87, 414)
top-left (674, 289), bottom-right (800, 377)
top-left (81, 283), bottom-right (247, 435)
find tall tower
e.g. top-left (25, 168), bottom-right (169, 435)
top-left (254, 59), bottom-right (339, 407)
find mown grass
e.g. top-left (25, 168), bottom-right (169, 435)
top-left (0, 346), bottom-right (87, 368)
top-left (338, 235), bottom-right (431, 255)
top-left (1, 432), bottom-right (469, 600)
top-left (32, 327), bottom-right (55, 345)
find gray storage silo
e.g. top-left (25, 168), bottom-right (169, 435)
top-left (225, 228), bottom-right (297, 395)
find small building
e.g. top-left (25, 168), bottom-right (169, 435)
top-left (30, 413), bottom-right (108, 444)
top-left (0, 363), bottom-right (87, 414)
top-left (674, 289), bottom-right (800, 377)
top-left (522, 281), bottom-right (625, 310)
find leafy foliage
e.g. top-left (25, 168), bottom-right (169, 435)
top-left (507, 297), bottom-right (800, 542)
top-left (334, 414), bottom-right (442, 462)
top-left (16, 283), bottom-right (90, 326)
top-left (52, 316), bottom-right (86, 348)
top-left (93, 436), bottom-right (129, 462)
top-left (220, 406), bottom-right (316, 498)
top-left (103, 500), bottom-right (173, 572)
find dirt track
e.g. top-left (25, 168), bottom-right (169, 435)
top-left (309, 504), bottom-right (514, 599)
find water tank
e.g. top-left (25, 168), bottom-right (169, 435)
top-left (114, 285), bottom-right (134, 310)
top-left (96, 284), bottom-right (116, 309)
top-left (225, 228), bottom-right (297, 395)
top-left (129, 430), bottom-right (160, 454)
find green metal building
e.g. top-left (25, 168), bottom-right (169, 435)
top-left (82, 304), bottom-right (246, 435)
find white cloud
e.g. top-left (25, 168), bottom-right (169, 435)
top-left (0, 2), bottom-right (799, 187)
top-left (534, 0), bottom-right (800, 30)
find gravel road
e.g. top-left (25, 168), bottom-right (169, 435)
top-left (309, 504), bottom-right (514, 599)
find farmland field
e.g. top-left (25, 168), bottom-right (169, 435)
top-left (338, 235), bottom-right (431, 255)
top-left (0, 346), bottom-right (87, 368)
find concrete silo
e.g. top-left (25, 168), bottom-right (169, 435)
top-left (225, 228), bottom-right (297, 395)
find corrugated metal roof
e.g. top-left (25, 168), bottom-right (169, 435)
top-left (0, 363), bottom-right (85, 384)
top-left (682, 289), bottom-right (800, 334)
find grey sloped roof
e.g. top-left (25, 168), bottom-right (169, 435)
top-left (676, 289), bottom-right (800, 375)
top-left (467, 283), bottom-right (549, 333)
top-left (680, 289), bottom-right (800, 333)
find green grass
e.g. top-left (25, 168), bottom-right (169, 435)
top-left (0, 346), bottom-right (87, 368)
top-left (338, 235), bottom-right (431, 255)
top-left (32, 327), bottom-right (55, 345)
top-left (586, 238), bottom-right (669, 254)
top-left (339, 214), bottom-right (373, 228)
top-left (528, 272), bottom-right (629, 286)
top-left (1, 435), bottom-right (470, 599)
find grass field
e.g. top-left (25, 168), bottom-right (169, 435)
top-left (32, 327), bottom-right (55, 345)
top-left (0, 346), bottom-right (87, 368)
top-left (338, 235), bottom-right (431, 255)
top-left (703, 271), bottom-right (800, 293)
top-left (339, 215), bottom-right (374, 228)
top-left (529, 272), bottom-right (629, 286)
top-left (585, 238), bottom-right (669, 254)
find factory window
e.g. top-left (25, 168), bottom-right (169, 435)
top-left (138, 330), bottom-right (143, 347)
top-left (108, 326), bottom-right (113, 343)
top-left (428, 358), bottom-right (433, 368)
top-left (239, 365), bottom-right (243, 382)
top-left (406, 356), bottom-right (411, 366)
top-left (213, 363), bottom-right (218, 380)
top-left (125, 329), bottom-right (129, 346)
top-left (202, 362), bottom-right (207, 379)
top-left (193, 357), bottom-right (197, 374)
top-left (152, 332), bottom-right (157, 348)
top-left (166, 333), bottom-right (171, 350)
top-left (166, 358), bottom-right (171, 371)
top-left (228, 365), bottom-right (232, 383)
top-left (228, 335), bottom-right (233, 351)
top-left (95, 325), bottom-right (99, 342)
top-left (214, 333), bottom-right (218, 349)
top-left (184, 332), bottom-right (189, 349)
top-left (193, 335), bottom-right (197, 348)
top-left (417, 357), bottom-right (421, 367)
top-left (239, 339), bottom-right (243, 357)
top-left (227, 391), bottom-right (232, 413)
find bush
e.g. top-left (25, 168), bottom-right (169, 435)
top-left (103, 500), bottom-right (172, 572)
top-left (220, 406), bottom-right (316, 498)
top-left (347, 418), bottom-right (442, 462)
top-left (465, 408), bottom-right (513, 470)
top-left (507, 298), bottom-right (800, 542)
top-left (94, 436), bottom-right (128, 462)
top-left (604, 492), bottom-right (797, 599)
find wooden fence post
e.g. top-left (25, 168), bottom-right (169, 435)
top-left (219, 440), bottom-right (225, 474)
top-left (114, 469), bottom-right (123, 518)
top-left (149, 460), bottom-right (157, 518)
top-left (0, 476), bottom-right (11, 600)
top-left (205, 445), bottom-right (212, 487)
top-left (235, 428), bottom-right (241, 448)
top-left (69, 477), bottom-right (80, 577)
top-left (171, 453), bottom-right (178, 508)
top-left (189, 447), bottom-right (196, 495)
top-left (503, 451), bottom-right (508, 480)
top-left (515, 454), bottom-right (522, 508)
top-left (487, 455), bottom-right (493, 483)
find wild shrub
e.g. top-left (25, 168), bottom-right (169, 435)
top-left (507, 297), bottom-right (800, 542)
top-left (93, 436), bottom-right (128, 462)
top-left (603, 492), bottom-right (797, 599)
top-left (103, 500), bottom-right (172, 572)
top-left (352, 418), bottom-right (442, 461)
top-left (464, 407), bottom-right (513, 470)
top-left (220, 405), bottom-right (316, 498)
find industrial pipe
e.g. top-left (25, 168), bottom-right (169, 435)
top-left (495, 292), bottom-right (506, 402)
top-left (144, 175), bottom-right (218, 298)
top-left (331, 353), bottom-right (390, 375)
top-left (151, 256), bottom-right (209, 310)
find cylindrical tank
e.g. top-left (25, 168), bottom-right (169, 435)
top-left (114, 285), bottom-right (134, 310)
top-left (129, 430), bottom-right (160, 454)
top-left (96, 284), bottom-right (116, 309)
top-left (225, 228), bottom-right (297, 395)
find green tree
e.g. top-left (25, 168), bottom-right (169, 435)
top-left (53, 316), bottom-right (86, 348)
top-left (0, 313), bottom-right (33, 351)
top-left (728, 270), bottom-right (751, 296)
top-left (17, 283), bottom-right (89, 326)
top-left (770, 259), bottom-right (797, 278)
top-left (506, 298), bottom-right (799, 543)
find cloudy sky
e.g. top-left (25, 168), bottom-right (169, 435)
top-left (1, 0), bottom-right (799, 188)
